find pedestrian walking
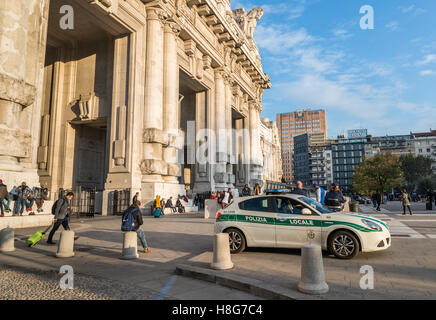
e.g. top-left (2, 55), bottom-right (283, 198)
top-left (47, 192), bottom-right (74, 244)
top-left (425, 189), bottom-right (433, 210)
top-left (400, 188), bottom-right (412, 215)
top-left (371, 192), bottom-right (378, 208)
top-left (132, 192), bottom-right (140, 205)
top-left (122, 201), bottom-right (151, 253)
top-left (375, 190), bottom-right (382, 211)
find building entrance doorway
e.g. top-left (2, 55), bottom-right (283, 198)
top-left (72, 123), bottom-right (107, 190)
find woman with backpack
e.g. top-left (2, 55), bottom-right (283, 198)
top-left (401, 188), bottom-right (412, 216)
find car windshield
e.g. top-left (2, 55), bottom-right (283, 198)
top-left (299, 197), bottom-right (333, 214)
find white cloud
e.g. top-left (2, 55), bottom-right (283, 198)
top-left (420, 70), bottom-right (435, 76)
top-left (385, 21), bottom-right (400, 31)
top-left (332, 29), bottom-right (353, 40)
top-left (399, 5), bottom-right (426, 16)
top-left (416, 54), bottom-right (436, 66)
top-left (254, 25), bottom-right (314, 52)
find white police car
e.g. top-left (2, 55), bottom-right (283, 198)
top-left (214, 194), bottom-right (391, 259)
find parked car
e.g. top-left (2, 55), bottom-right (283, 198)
top-left (215, 194), bottom-right (391, 259)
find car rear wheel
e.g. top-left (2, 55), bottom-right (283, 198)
top-left (328, 230), bottom-right (359, 259)
top-left (225, 228), bottom-right (246, 254)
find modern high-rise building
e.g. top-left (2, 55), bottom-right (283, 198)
top-left (293, 132), bottom-right (332, 188)
top-left (276, 109), bottom-right (327, 183)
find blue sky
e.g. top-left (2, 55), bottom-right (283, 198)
top-left (230, 0), bottom-right (436, 138)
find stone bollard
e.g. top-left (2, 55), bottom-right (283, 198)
top-left (0, 227), bottom-right (15, 252)
top-left (204, 199), bottom-right (218, 219)
top-left (121, 231), bottom-right (139, 260)
top-left (56, 230), bottom-right (75, 258)
top-left (211, 233), bottom-right (233, 270)
top-left (298, 243), bottom-right (329, 295)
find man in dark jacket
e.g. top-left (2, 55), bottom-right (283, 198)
top-left (126, 201), bottom-right (150, 253)
top-left (47, 192), bottom-right (74, 245)
top-left (291, 181), bottom-right (308, 197)
top-left (0, 179), bottom-right (9, 216)
top-left (132, 192), bottom-right (140, 205)
top-left (242, 184), bottom-right (251, 197)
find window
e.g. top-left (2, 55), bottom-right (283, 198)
top-left (239, 197), bottom-right (271, 212)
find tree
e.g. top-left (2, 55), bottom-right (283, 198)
top-left (353, 153), bottom-right (403, 195)
top-left (417, 176), bottom-right (436, 195)
top-left (399, 154), bottom-right (434, 191)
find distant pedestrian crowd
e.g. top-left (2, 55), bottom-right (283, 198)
top-left (0, 179), bottom-right (48, 217)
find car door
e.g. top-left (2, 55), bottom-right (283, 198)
top-left (237, 197), bottom-right (276, 247)
top-left (274, 196), bottom-right (323, 248)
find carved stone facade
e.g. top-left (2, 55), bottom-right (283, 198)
top-left (260, 118), bottom-right (283, 186)
top-left (0, 0), bottom-right (271, 214)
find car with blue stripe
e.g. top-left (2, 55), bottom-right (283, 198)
top-left (214, 194), bottom-right (391, 259)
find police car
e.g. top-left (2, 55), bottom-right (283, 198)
top-left (214, 194), bottom-right (391, 259)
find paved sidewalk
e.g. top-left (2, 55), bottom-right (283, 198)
top-left (0, 215), bottom-right (260, 300)
top-left (2, 214), bottom-right (436, 300)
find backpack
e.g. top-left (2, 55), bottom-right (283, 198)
top-left (51, 199), bottom-right (62, 215)
top-left (121, 207), bottom-right (137, 232)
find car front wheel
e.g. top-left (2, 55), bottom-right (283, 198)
top-left (328, 230), bottom-right (359, 259)
top-left (225, 228), bottom-right (246, 254)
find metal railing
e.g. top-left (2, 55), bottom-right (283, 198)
top-left (112, 189), bottom-right (131, 216)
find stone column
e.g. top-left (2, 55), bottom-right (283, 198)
top-left (213, 68), bottom-right (227, 190)
top-left (249, 102), bottom-right (263, 186)
top-left (224, 75), bottom-right (235, 188)
top-left (0, 0), bottom-right (49, 187)
top-left (162, 21), bottom-right (182, 184)
top-left (141, 7), bottom-right (168, 184)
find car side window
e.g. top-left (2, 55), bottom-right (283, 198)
top-left (239, 197), bottom-right (272, 212)
top-left (275, 197), bottom-right (306, 215)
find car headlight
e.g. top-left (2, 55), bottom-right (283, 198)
top-left (361, 219), bottom-right (382, 231)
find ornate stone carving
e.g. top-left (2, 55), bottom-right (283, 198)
top-left (139, 159), bottom-right (168, 175)
top-left (164, 21), bottom-right (181, 36)
top-left (146, 7), bottom-right (168, 23)
top-left (68, 92), bottom-right (100, 120)
top-left (0, 74), bottom-right (36, 108)
top-left (143, 128), bottom-right (169, 145)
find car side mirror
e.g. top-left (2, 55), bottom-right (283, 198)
top-left (302, 208), bottom-right (312, 215)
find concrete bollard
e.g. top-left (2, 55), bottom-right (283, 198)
top-left (298, 243), bottom-right (329, 295)
top-left (204, 199), bottom-right (218, 219)
top-left (0, 227), bottom-right (15, 252)
top-left (56, 230), bottom-right (75, 258)
top-left (211, 233), bottom-right (233, 270)
top-left (121, 231), bottom-right (139, 260)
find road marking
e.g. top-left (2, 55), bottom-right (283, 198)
top-left (394, 214), bottom-right (436, 217)
top-left (425, 234), bottom-right (436, 239)
top-left (384, 219), bottom-right (425, 239)
top-left (155, 275), bottom-right (177, 300)
top-left (398, 219), bottom-right (436, 222)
